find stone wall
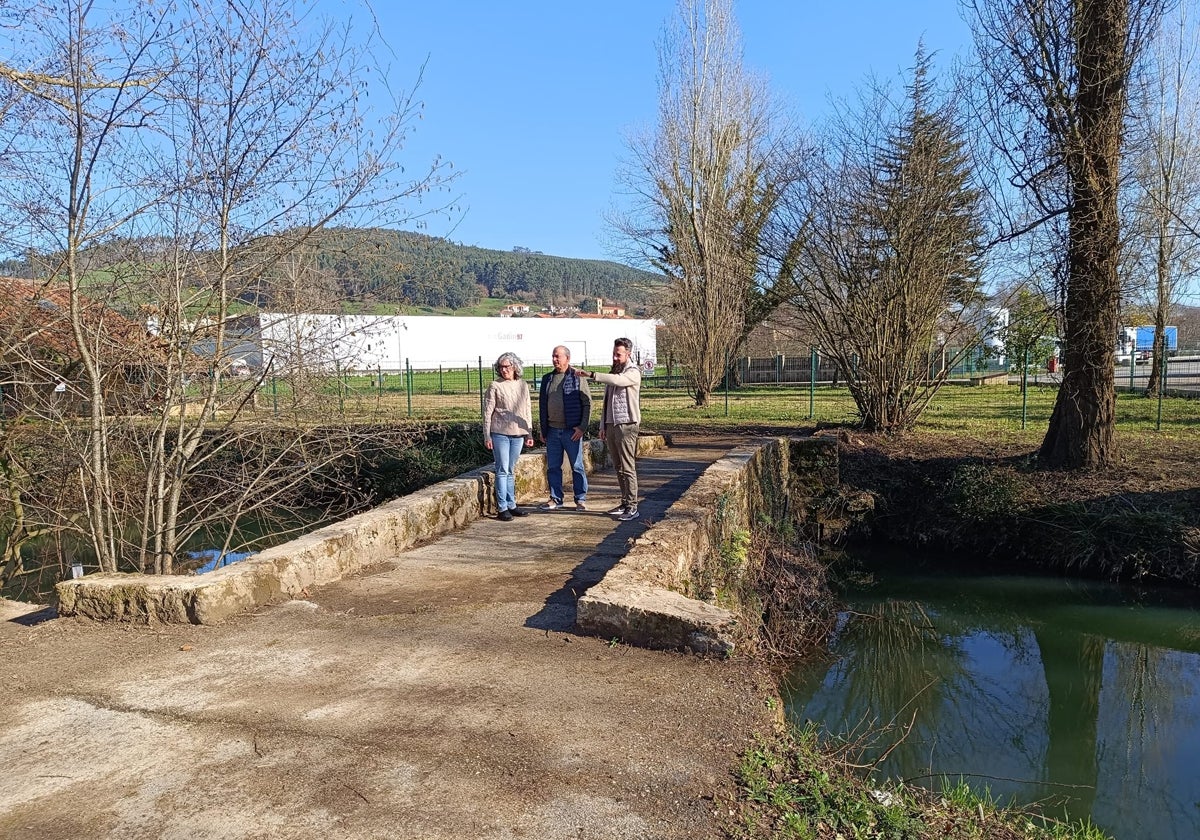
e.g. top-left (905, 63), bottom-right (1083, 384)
top-left (575, 437), bottom-right (838, 655)
top-left (55, 436), bottom-right (666, 624)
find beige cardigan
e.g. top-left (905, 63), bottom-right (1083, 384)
top-left (483, 378), bottom-right (533, 438)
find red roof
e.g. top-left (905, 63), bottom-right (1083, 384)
top-left (0, 276), bottom-right (162, 364)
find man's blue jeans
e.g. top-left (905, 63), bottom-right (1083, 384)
top-left (490, 433), bottom-right (525, 511)
top-left (545, 426), bottom-right (587, 504)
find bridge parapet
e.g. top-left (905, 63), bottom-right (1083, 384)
top-left (575, 437), bottom-right (839, 655)
top-left (55, 436), bottom-right (668, 623)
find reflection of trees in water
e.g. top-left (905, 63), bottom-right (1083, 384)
top-left (799, 600), bottom-right (1042, 782)
top-left (789, 584), bottom-right (1200, 840)
top-left (1094, 644), bottom-right (1198, 837)
top-left (1032, 628), bottom-right (1102, 817)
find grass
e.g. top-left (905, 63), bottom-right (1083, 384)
top-left (226, 374), bottom-right (1200, 444)
top-left (732, 725), bottom-right (1113, 840)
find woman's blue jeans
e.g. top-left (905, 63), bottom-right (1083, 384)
top-left (490, 433), bottom-right (525, 511)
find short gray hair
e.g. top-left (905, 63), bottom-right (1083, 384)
top-left (493, 352), bottom-right (524, 379)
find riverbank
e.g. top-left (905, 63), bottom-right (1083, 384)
top-left (729, 512), bottom-right (1120, 839)
top-left (834, 431), bottom-right (1200, 586)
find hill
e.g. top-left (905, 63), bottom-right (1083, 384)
top-left (301, 228), bottom-right (664, 313)
top-left (7, 229), bottom-right (665, 318)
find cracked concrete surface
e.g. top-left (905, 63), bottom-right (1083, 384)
top-left (0, 435), bottom-right (776, 840)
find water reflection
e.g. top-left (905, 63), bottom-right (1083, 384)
top-left (783, 575), bottom-right (1200, 840)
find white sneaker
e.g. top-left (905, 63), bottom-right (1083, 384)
top-left (539, 500), bottom-right (561, 510)
top-left (575, 500), bottom-right (587, 511)
top-left (617, 508), bottom-right (640, 521)
top-left (607, 505), bottom-right (627, 516)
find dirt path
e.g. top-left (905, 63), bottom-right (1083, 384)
top-left (0, 435), bottom-right (775, 840)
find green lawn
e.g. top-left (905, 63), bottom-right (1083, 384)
top-left (239, 374), bottom-right (1200, 443)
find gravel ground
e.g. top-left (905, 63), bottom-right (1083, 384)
top-left (0, 436), bottom-right (778, 840)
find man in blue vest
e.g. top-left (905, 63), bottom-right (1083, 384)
top-left (538, 345), bottom-right (593, 511)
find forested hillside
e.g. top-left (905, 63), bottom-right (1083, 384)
top-left (306, 228), bottom-right (662, 311)
top-left (6, 229), bottom-right (663, 316)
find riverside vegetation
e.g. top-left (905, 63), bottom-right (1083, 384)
top-left (644, 398), bottom-right (1196, 839)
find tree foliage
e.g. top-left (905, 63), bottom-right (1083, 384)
top-left (299, 228), bottom-right (662, 310)
top-left (619, 0), bottom-right (782, 407)
top-left (785, 50), bottom-right (986, 432)
top-left (1002, 287), bottom-right (1060, 380)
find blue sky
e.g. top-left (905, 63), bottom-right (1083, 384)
top-left (337, 0), bottom-right (973, 262)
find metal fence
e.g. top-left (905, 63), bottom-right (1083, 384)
top-left (245, 353), bottom-right (1200, 435)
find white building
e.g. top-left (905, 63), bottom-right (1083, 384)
top-left (255, 314), bottom-right (658, 372)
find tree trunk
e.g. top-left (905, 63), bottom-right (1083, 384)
top-left (1146, 223), bottom-right (1169, 396)
top-left (1040, 0), bottom-right (1126, 469)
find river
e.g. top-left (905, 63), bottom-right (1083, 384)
top-left (782, 565), bottom-right (1200, 840)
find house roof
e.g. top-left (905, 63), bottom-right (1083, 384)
top-left (0, 275), bottom-right (163, 365)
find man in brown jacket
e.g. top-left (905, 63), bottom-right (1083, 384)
top-left (573, 337), bottom-right (642, 521)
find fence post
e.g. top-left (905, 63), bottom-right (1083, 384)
top-left (1021, 347), bottom-right (1028, 429)
top-left (724, 348), bottom-right (731, 417)
top-left (1129, 353), bottom-right (1136, 392)
top-left (406, 358), bottom-right (413, 418)
top-left (438, 364), bottom-right (443, 395)
top-left (809, 347), bottom-right (817, 420)
top-left (479, 356), bottom-right (485, 417)
top-left (336, 361), bottom-right (345, 416)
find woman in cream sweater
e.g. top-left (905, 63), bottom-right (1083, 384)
top-left (483, 352), bottom-right (535, 521)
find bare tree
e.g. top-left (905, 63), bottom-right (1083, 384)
top-left (784, 51), bottom-right (987, 432)
top-left (618, 0), bottom-right (781, 407)
top-left (967, 0), bottom-right (1167, 468)
top-left (0, 0), bottom-right (455, 576)
top-left (0, 0), bottom-right (176, 572)
top-left (1126, 0), bottom-right (1200, 396)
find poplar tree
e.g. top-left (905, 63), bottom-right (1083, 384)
top-left (619, 0), bottom-right (780, 407)
top-left (968, 0), bottom-right (1167, 468)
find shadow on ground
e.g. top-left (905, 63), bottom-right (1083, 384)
top-left (524, 451), bottom-right (715, 633)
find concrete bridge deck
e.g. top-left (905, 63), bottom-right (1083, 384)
top-left (0, 435), bottom-right (775, 840)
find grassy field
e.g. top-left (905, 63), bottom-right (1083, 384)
top-left (243, 373), bottom-right (1200, 443)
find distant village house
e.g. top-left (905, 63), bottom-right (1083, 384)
top-left (0, 276), bottom-right (166, 415)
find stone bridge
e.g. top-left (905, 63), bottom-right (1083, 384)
top-left (55, 434), bottom-right (839, 653)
